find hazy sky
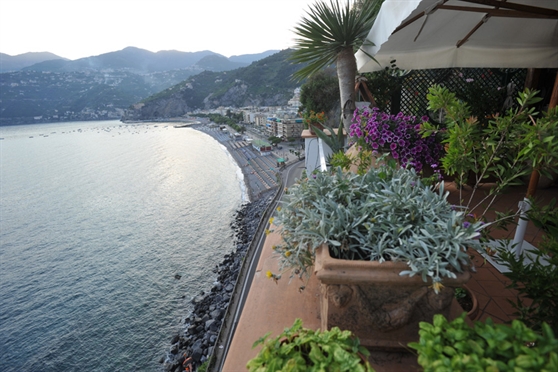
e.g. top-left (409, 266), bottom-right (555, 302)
top-left (0, 0), bottom-right (318, 60)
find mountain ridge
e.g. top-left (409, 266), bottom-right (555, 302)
top-left (2, 47), bottom-right (280, 74)
top-left (0, 48), bottom-right (295, 125)
top-left (0, 52), bottom-right (67, 73)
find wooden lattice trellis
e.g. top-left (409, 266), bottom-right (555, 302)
top-left (373, 68), bottom-right (527, 118)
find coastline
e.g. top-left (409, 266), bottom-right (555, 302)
top-left (161, 124), bottom-right (281, 371)
top-left (193, 124), bottom-right (284, 202)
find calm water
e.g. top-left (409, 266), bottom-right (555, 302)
top-left (0, 121), bottom-right (245, 371)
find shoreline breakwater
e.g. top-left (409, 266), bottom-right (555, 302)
top-left (161, 125), bottom-right (281, 371)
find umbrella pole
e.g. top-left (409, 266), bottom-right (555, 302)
top-left (512, 70), bottom-right (558, 258)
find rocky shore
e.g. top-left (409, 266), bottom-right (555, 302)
top-left (160, 125), bottom-right (280, 371)
top-left (161, 191), bottom-right (275, 371)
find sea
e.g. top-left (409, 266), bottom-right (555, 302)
top-left (0, 120), bottom-right (246, 371)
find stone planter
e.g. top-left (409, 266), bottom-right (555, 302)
top-left (314, 245), bottom-right (471, 350)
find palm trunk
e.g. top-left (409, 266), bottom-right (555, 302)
top-left (337, 47), bottom-right (357, 134)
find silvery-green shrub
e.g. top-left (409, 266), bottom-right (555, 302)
top-left (273, 165), bottom-right (483, 288)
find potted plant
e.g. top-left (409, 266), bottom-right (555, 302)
top-left (408, 313), bottom-right (558, 371)
top-left (454, 285), bottom-right (479, 320)
top-left (247, 318), bottom-right (374, 372)
top-left (348, 107), bottom-right (444, 175)
top-left (271, 164), bottom-right (483, 348)
top-left (330, 107), bottom-right (444, 178)
top-left (303, 110), bottom-right (327, 135)
top-left (420, 86), bottom-right (558, 237)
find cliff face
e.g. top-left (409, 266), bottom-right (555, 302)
top-left (123, 85), bottom-right (290, 121)
top-left (125, 97), bottom-right (191, 121)
top-left (122, 49), bottom-right (304, 121)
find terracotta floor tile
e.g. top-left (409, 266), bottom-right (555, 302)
top-left (491, 296), bottom-right (518, 318)
top-left (368, 351), bottom-right (421, 372)
top-left (469, 253), bottom-right (488, 268)
top-left (471, 267), bottom-right (500, 281)
top-left (518, 295), bottom-right (533, 307)
top-left (466, 278), bottom-right (489, 296)
top-left (479, 312), bottom-right (497, 323)
top-left (479, 280), bottom-right (516, 297)
top-left (499, 277), bottom-right (514, 287)
top-left (483, 301), bottom-right (510, 323)
top-left (472, 292), bottom-right (492, 312)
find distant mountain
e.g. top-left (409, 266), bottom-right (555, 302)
top-left (0, 52), bottom-right (67, 73)
top-left (228, 50), bottom-right (279, 64)
top-left (18, 47), bottom-right (276, 74)
top-left (21, 47), bottom-right (217, 73)
top-left (194, 54), bottom-right (247, 72)
top-left (0, 47), bottom-right (288, 125)
top-left (123, 49), bottom-right (305, 121)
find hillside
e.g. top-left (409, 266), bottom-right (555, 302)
top-left (123, 49), bottom-right (305, 121)
top-left (0, 47), bottom-right (280, 125)
top-left (23, 47), bottom-right (228, 73)
top-left (0, 52), bottom-right (67, 73)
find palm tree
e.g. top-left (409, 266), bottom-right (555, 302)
top-left (290, 0), bottom-right (383, 133)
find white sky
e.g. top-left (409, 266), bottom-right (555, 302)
top-left (0, 0), bottom-right (318, 60)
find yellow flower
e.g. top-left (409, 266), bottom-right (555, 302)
top-left (277, 206), bottom-right (282, 212)
top-left (269, 217), bottom-right (274, 225)
top-left (265, 229), bottom-right (270, 236)
top-left (266, 271), bottom-right (273, 278)
top-left (272, 245), bottom-right (277, 250)
top-left (431, 281), bottom-right (444, 294)
top-left (285, 251), bottom-right (291, 257)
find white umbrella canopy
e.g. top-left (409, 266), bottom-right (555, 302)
top-left (356, 0), bottom-right (558, 72)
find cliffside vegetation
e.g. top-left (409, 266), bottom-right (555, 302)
top-left (124, 49), bottom-right (306, 121)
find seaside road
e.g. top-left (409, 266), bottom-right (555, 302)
top-left (212, 159), bottom-right (306, 372)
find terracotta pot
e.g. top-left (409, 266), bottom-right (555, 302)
top-left (308, 122), bottom-right (324, 135)
top-left (461, 284), bottom-right (480, 321)
top-left (314, 245), bottom-right (471, 350)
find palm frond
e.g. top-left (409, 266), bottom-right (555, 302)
top-left (290, 0), bottom-right (383, 81)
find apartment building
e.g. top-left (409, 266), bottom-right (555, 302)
top-left (276, 118), bottom-right (304, 139)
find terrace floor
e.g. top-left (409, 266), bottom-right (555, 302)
top-left (221, 179), bottom-right (557, 371)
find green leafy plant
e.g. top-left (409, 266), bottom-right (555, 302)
top-left (496, 198), bottom-right (558, 334)
top-left (408, 313), bottom-right (558, 371)
top-left (454, 287), bottom-right (467, 300)
top-left (312, 123), bottom-right (347, 165)
top-left (303, 110), bottom-right (327, 131)
top-left (272, 165), bottom-right (483, 291)
top-left (247, 318), bottom-right (374, 372)
top-left (454, 287), bottom-right (475, 313)
top-left (298, 69), bottom-right (339, 116)
top-left (421, 86), bottom-right (558, 239)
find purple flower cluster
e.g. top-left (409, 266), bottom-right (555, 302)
top-left (350, 107), bottom-right (444, 173)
